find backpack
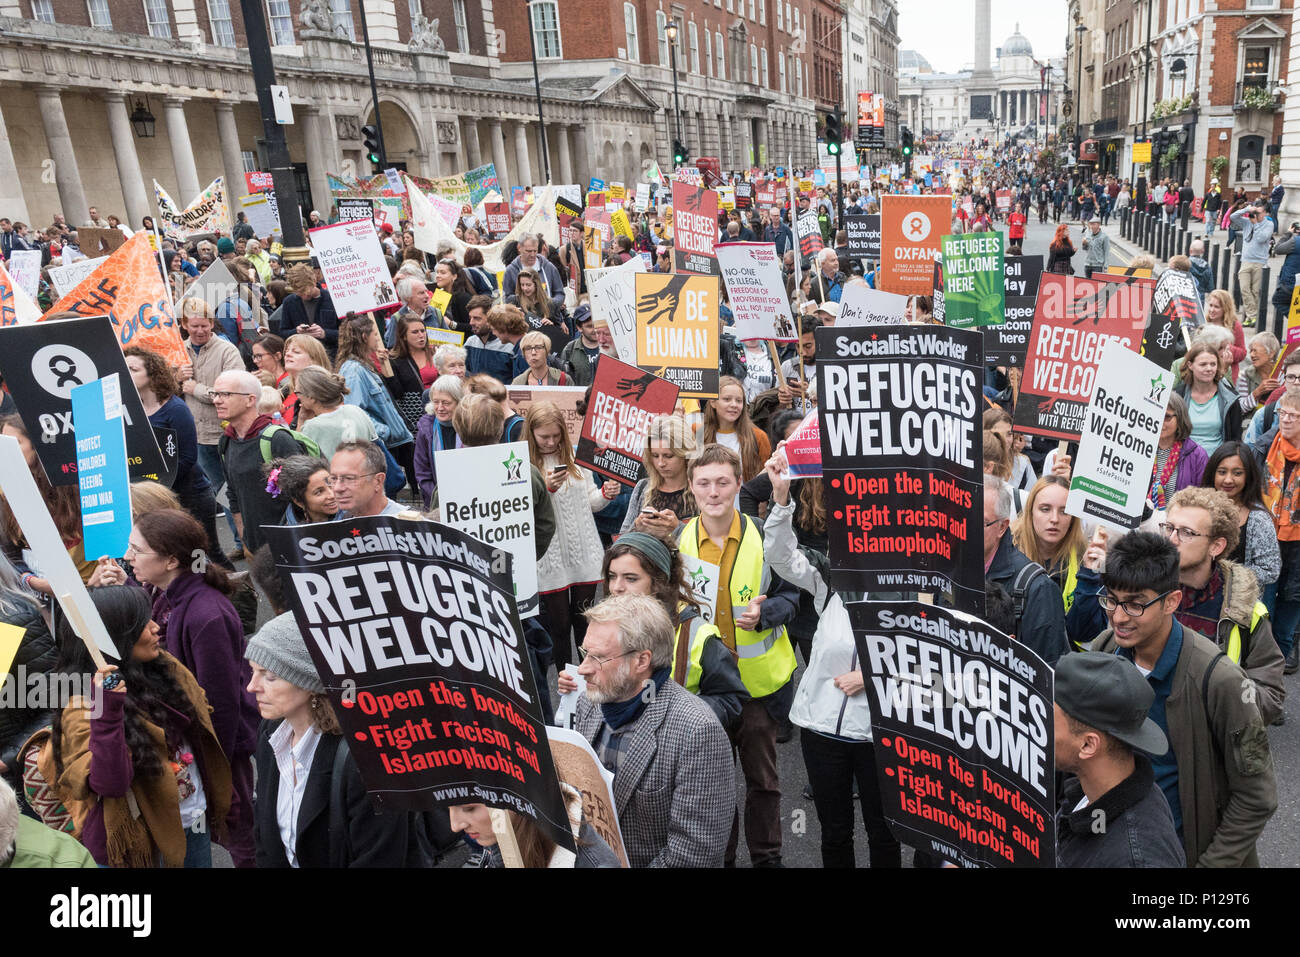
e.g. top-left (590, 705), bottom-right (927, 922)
top-left (219, 422), bottom-right (321, 462)
top-left (1009, 561), bottom-right (1048, 641)
top-left (18, 727), bottom-right (77, 835)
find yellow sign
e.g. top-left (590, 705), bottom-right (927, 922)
top-left (798, 178), bottom-right (814, 194)
top-left (634, 274), bottom-right (720, 399)
top-left (1132, 141), bottom-right (1152, 164)
top-left (430, 288), bottom-right (452, 316)
top-left (1107, 265), bottom-right (1153, 278)
top-left (1287, 285), bottom-right (1300, 346)
top-left (717, 186), bottom-right (735, 210)
top-left (583, 224), bottom-right (603, 269)
top-left (0, 622), bottom-right (24, 695)
top-left (426, 327), bottom-right (465, 347)
top-left (610, 209), bottom-right (634, 240)
top-left (608, 182), bottom-right (626, 201)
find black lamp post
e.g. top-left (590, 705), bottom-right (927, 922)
top-left (664, 18), bottom-right (683, 158)
top-left (526, 0), bottom-right (551, 183)
top-left (1074, 21), bottom-right (1086, 157)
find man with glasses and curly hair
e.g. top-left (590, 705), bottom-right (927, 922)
top-left (1090, 530), bottom-right (1277, 867)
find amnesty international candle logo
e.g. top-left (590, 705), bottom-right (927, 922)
top-left (634, 273), bottom-right (720, 399)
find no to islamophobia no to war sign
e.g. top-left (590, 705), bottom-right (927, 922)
top-left (265, 517), bottom-right (574, 851)
top-left (849, 601), bottom-right (1055, 868)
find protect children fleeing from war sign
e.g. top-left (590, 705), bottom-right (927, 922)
top-left (816, 324), bottom-right (985, 615)
top-left (634, 273), bottom-right (720, 399)
top-left (1013, 274), bottom-right (1145, 442)
top-left (264, 517), bottom-right (574, 851)
top-left (1066, 339), bottom-right (1172, 531)
top-left (849, 601), bottom-right (1055, 868)
top-left (575, 357), bottom-right (679, 486)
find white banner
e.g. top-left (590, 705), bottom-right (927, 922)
top-left (154, 176), bottom-right (230, 238)
top-left (716, 241), bottom-right (797, 342)
top-left (48, 255), bottom-right (107, 299)
top-left (240, 191), bottom-right (282, 239)
top-left (435, 441), bottom-right (539, 618)
top-left (7, 249), bottom-right (41, 298)
top-left (407, 174), bottom-right (559, 272)
top-left (1066, 339), bottom-right (1172, 532)
top-left (836, 284), bottom-right (908, 327)
top-left (586, 256), bottom-right (645, 362)
top-left (307, 218), bottom-right (398, 316)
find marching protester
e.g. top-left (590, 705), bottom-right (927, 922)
top-left (0, 550), bottom-right (55, 796)
top-left (1237, 332), bottom-right (1281, 424)
top-left (698, 376), bottom-right (772, 485)
top-left (1200, 441), bottom-right (1281, 590)
top-left (573, 594), bottom-right (735, 868)
top-left (294, 366), bottom-right (377, 460)
top-left (384, 315), bottom-right (440, 434)
top-left (1255, 390), bottom-right (1300, 674)
top-left (413, 375), bottom-right (465, 508)
top-left (1012, 475), bottom-right (1087, 618)
top-left (281, 333), bottom-right (332, 426)
top-left (330, 441), bottom-right (406, 519)
top-left (265, 454), bottom-right (338, 524)
top-left (278, 263), bottom-right (340, 354)
top-left (1090, 532), bottom-right (1277, 867)
top-left (334, 314), bottom-right (415, 492)
top-left (447, 794), bottom-right (620, 868)
top-left (620, 414), bottom-right (698, 540)
top-left (1148, 394), bottom-right (1209, 512)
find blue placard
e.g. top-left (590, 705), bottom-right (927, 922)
top-left (72, 375), bottom-right (132, 559)
top-left (588, 177), bottom-right (606, 193)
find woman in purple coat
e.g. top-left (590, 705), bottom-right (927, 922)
top-left (1149, 393), bottom-right (1210, 511)
top-left (126, 509), bottom-right (260, 868)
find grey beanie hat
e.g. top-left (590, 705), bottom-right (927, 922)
top-left (244, 612), bottom-right (326, 694)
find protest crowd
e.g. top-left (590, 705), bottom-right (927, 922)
top-left (0, 128), bottom-right (1290, 875)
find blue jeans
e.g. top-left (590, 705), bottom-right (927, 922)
top-left (183, 826), bottom-right (212, 868)
top-left (1261, 581), bottom-right (1297, 657)
top-left (197, 443), bottom-right (242, 551)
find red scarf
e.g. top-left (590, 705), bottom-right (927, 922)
top-left (1148, 441), bottom-right (1182, 511)
top-left (224, 414), bottom-right (275, 440)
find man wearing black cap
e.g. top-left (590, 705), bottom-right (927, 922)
top-left (1054, 652), bottom-right (1186, 868)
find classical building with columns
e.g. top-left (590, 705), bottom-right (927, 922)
top-left (0, 0), bottom-right (687, 226)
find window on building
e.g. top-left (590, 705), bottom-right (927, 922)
top-left (330, 0), bottom-right (355, 40)
top-left (689, 22), bottom-right (700, 73)
top-left (531, 1), bottom-right (561, 58)
top-left (716, 30), bottom-right (725, 77)
top-left (408, 0), bottom-right (420, 30)
top-left (704, 27), bottom-right (712, 75)
top-left (30, 0), bottom-right (55, 21)
top-left (207, 0), bottom-right (235, 45)
top-left (86, 0), bottom-right (111, 28)
top-left (750, 43), bottom-right (757, 84)
top-left (1237, 134), bottom-right (1264, 182)
top-left (792, 6), bottom-right (798, 34)
top-left (759, 0), bottom-right (764, 25)
top-left (748, 0), bottom-right (756, 20)
top-left (143, 0), bottom-right (171, 37)
top-left (761, 46), bottom-right (768, 87)
top-left (726, 0), bottom-right (733, 12)
top-left (453, 0), bottom-right (469, 52)
top-left (241, 150), bottom-right (258, 173)
top-left (776, 0), bottom-right (782, 30)
top-left (656, 11), bottom-right (668, 65)
top-left (267, 0), bottom-right (294, 45)
top-left (778, 50), bottom-right (786, 91)
top-left (1242, 47), bottom-right (1270, 89)
top-left (624, 2), bottom-right (638, 61)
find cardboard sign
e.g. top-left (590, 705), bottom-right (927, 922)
top-left (610, 209), bottom-right (634, 241)
top-left (41, 232), bottom-right (187, 367)
top-left (587, 256), bottom-right (646, 363)
top-left (435, 441), bottom-right (540, 618)
top-left (588, 177), bottom-right (606, 193)
top-left (583, 225), bottom-right (604, 270)
top-left (796, 210), bottom-right (823, 266)
top-left (1067, 339), bottom-right (1172, 531)
top-left (671, 182), bottom-right (719, 276)
top-left (77, 228), bottom-right (126, 256)
top-left (308, 218), bottom-right (398, 316)
top-left (1013, 274), bottom-right (1148, 442)
top-left (556, 196), bottom-right (582, 231)
top-left (0, 315), bottom-right (165, 485)
top-left (505, 386), bottom-right (587, 448)
top-left (995, 189), bottom-right (1012, 212)
top-left (837, 285), bottom-right (907, 327)
top-left (0, 258), bottom-right (41, 326)
top-left (983, 255), bottom-right (1044, 368)
top-left (715, 242), bottom-right (797, 342)
top-left (940, 231), bottom-right (1005, 329)
top-left (634, 183), bottom-right (651, 212)
top-left (816, 324), bottom-right (984, 614)
top-left (607, 182), bottom-right (626, 201)
top-left (240, 191), bottom-right (282, 239)
top-left (264, 517), bottom-right (573, 851)
top-left (634, 273), bottom-right (720, 399)
top-left (880, 195), bottom-right (951, 296)
top-left (546, 727), bottom-right (628, 867)
top-left (683, 555), bottom-right (720, 623)
top-left (484, 203), bottom-right (511, 234)
top-left (1289, 286), bottom-right (1300, 345)
top-left (844, 214), bottom-right (881, 260)
top-left (783, 409), bottom-right (821, 478)
top-left (0, 435), bottom-right (117, 660)
top-left (154, 176), bottom-right (230, 238)
top-left (849, 601), bottom-right (1054, 867)
top-left (6, 249), bottom-right (41, 299)
top-left (47, 255), bottom-right (107, 300)
top-left (574, 358), bottom-right (679, 485)
top-left (336, 197), bottom-right (375, 222)
top-left (734, 183), bottom-right (753, 209)
top-left (71, 374), bottom-right (132, 559)
top-left (716, 186), bottom-right (735, 210)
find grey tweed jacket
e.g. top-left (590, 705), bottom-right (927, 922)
top-left (575, 679), bottom-right (735, 868)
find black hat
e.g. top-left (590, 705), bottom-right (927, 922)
top-left (1054, 652), bottom-right (1168, 755)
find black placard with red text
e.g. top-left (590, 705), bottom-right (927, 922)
top-left (574, 357), bottom-right (679, 485)
top-left (816, 324), bottom-right (984, 615)
top-left (849, 601), bottom-right (1055, 868)
top-left (265, 517), bottom-right (574, 851)
top-left (983, 255), bottom-right (1044, 367)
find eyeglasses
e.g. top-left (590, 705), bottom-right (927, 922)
top-left (984, 518), bottom-right (1005, 528)
top-left (124, 542), bottom-right (155, 558)
top-left (1284, 375), bottom-right (1300, 384)
top-left (1158, 522), bottom-right (1207, 542)
top-left (1097, 589), bottom-right (1172, 617)
top-left (209, 391), bottom-right (256, 401)
top-left (577, 647), bottom-right (640, 669)
top-left (1278, 411), bottom-right (1300, 422)
top-left (326, 472), bottom-right (378, 487)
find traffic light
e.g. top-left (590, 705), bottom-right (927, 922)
top-left (824, 111), bottom-right (842, 153)
top-left (362, 125), bottom-right (381, 167)
top-left (900, 126), bottom-right (914, 157)
top-left (672, 139), bottom-right (688, 167)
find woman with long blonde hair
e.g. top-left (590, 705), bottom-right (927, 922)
top-left (524, 401), bottom-right (621, 672)
top-left (1204, 288), bottom-right (1246, 383)
top-left (698, 376), bottom-right (770, 483)
top-left (621, 414), bottom-right (698, 539)
top-left (1013, 475), bottom-right (1088, 613)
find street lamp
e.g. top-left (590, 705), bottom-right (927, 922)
top-left (1074, 21), bottom-right (1086, 156)
top-left (129, 97), bottom-right (156, 138)
top-left (664, 18), bottom-right (684, 165)
top-left (525, 0), bottom-right (552, 183)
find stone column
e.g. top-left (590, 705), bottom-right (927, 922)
top-left (571, 125), bottom-right (591, 189)
top-left (555, 124), bottom-right (573, 184)
top-left (36, 86), bottom-right (88, 224)
top-left (0, 99), bottom-right (28, 222)
top-left (163, 96), bottom-right (201, 201)
top-left (489, 119), bottom-right (510, 192)
top-left (213, 102), bottom-right (246, 214)
top-left (461, 118), bottom-right (482, 168)
top-left (301, 107), bottom-right (332, 224)
top-left (513, 121), bottom-right (533, 188)
top-left (103, 93), bottom-right (149, 228)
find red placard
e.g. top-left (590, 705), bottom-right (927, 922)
top-left (574, 357), bottom-right (679, 484)
top-left (244, 170), bottom-right (274, 193)
top-left (1013, 273), bottom-right (1148, 442)
top-left (783, 410), bottom-right (821, 478)
top-left (671, 182), bottom-right (720, 276)
top-left (484, 202), bottom-right (511, 234)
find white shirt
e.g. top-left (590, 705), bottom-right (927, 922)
top-left (174, 739), bottom-right (207, 831)
top-left (270, 721), bottom-right (322, 868)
